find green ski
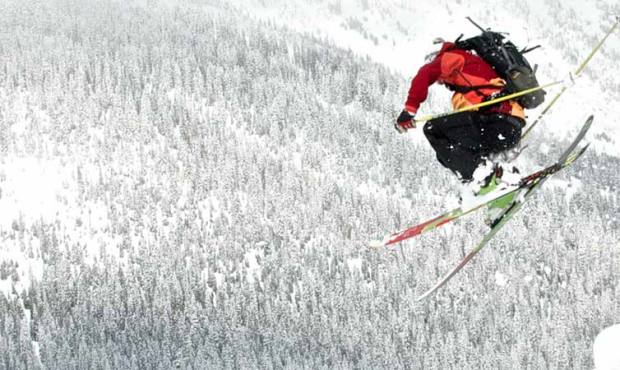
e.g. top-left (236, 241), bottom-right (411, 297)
top-left (417, 115), bottom-right (593, 301)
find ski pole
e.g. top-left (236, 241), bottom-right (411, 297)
top-left (574, 16), bottom-right (619, 76)
top-left (414, 17), bottom-right (619, 127)
top-left (413, 79), bottom-right (564, 124)
top-left (522, 17), bottom-right (619, 139)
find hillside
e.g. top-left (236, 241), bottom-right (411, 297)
top-left (0, 0), bottom-right (618, 368)
top-left (226, 0), bottom-right (620, 154)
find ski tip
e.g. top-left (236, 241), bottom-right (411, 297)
top-left (415, 294), bottom-right (429, 302)
top-left (416, 290), bottom-right (435, 302)
top-left (369, 240), bottom-right (385, 249)
top-left (578, 115), bottom-right (594, 135)
top-left (581, 142), bottom-right (591, 153)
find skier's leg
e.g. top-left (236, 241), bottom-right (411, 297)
top-left (474, 113), bottom-right (524, 223)
top-left (423, 112), bottom-right (484, 181)
top-left (477, 113), bottom-right (523, 155)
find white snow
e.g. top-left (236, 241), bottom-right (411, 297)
top-left (494, 271), bottom-right (508, 286)
top-left (243, 249), bottom-right (263, 284)
top-left (346, 257), bottom-right (363, 274)
top-left (0, 243), bottom-right (44, 297)
top-left (594, 324), bottom-right (620, 370)
top-left (0, 157), bottom-right (70, 227)
top-left (0, 154), bottom-right (126, 297)
top-left (0, 157), bottom-right (70, 297)
top-left (546, 177), bottom-right (583, 204)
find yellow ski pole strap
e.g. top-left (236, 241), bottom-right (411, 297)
top-left (413, 80), bottom-right (563, 124)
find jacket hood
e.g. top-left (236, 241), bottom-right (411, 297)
top-left (424, 41), bottom-right (455, 62)
top-left (438, 42), bottom-right (456, 54)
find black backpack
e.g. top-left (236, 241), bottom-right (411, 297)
top-left (453, 23), bottom-right (545, 109)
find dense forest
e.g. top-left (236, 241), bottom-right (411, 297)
top-left (0, 0), bottom-right (618, 368)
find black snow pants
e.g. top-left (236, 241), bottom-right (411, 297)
top-left (423, 111), bottom-right (523, 181)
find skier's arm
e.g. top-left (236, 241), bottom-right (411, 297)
top-left (404, 57), bottom-right (442, 114)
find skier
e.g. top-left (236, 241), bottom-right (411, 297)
top-left (395, 40), bottom-right (526, 193)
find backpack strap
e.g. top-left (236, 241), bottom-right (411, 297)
top-left (446, 69), bottom-right (505, 96)
top-left (445, 83), bottom-right (505, 94)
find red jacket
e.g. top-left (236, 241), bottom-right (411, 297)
top-left (404, 42), bottom-right (524, 119)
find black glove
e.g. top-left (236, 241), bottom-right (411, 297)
top-left (395, 110), bottom-right (415, 133)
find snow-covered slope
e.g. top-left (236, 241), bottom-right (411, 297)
top-left (226, 0), bottom-right (620, 154)
top-left (0, 0), bottom-right (618, 368)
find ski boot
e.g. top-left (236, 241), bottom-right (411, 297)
top-left (477, 166), bottom-right (521, 226)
